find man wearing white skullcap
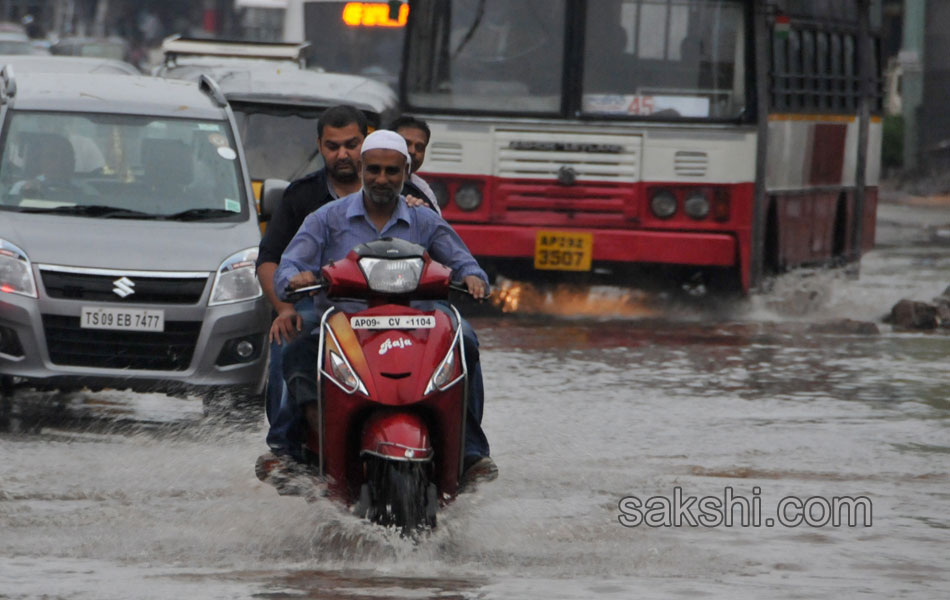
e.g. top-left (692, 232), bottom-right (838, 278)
top-left (268, 130), bottom-right (498, 491)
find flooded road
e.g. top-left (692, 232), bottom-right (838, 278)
top-left (2, 198), bottom-right (949, 599)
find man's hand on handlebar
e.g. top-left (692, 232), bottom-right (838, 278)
top-left (463, 275), bottom-right (489, 300)
top-left (289, 271), bottom-right (319, 290)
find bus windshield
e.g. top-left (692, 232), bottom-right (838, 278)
top-left (405, 0), bottom-right (565, 113)
top-left (405, 0), bottom-right (747, 119)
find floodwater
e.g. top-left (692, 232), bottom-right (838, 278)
top-left (2, 199), bottom-right (949, 599)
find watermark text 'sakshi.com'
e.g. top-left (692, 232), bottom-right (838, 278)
top-left (617, 487), bottom-right (872, 528)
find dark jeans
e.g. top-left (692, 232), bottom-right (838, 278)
top-left (264, 299), bottom-right (317, 458)
top-left (282, 311), bottom-right (490, 460)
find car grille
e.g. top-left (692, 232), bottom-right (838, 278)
top-left (42, 315), bottom-right (201, 371)
top-left (40, 269), bottom-right (209, 304)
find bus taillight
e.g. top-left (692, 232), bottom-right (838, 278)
top-left (712, 188), bottom-right (731, 222)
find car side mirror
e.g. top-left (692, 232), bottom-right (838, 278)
top-left (259, 178), bottom-right (290, 221)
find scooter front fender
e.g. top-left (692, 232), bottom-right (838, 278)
top-left (361, 411), bottom-right (433, 462)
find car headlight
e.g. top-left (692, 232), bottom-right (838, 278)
top-left (0, 239), bottom-right (37, 298)
top-left (684, 190), bottom-right (711, 220)
top-left (209, 247), bottom-right (262, 305)
top-left (650, 190), bottom-right (677, 219)
top-left (455, 184), bottom-right (482, 211)
top-left (358, 257), bottom-right (423, 294)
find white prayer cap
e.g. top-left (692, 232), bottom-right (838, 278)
top-left (360, 129), bottom-right (411, 165)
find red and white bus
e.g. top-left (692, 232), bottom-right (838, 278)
top-left (285, 0), bottom-right (882, 294)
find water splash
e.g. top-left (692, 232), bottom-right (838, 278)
top-left (491, 278), bottom-right (656, 318)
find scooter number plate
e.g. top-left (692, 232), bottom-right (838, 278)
top-left (350, 315), bottom-right (436, 329)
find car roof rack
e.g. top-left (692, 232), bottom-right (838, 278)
top-left (160, 35), bottom-right (311, 67)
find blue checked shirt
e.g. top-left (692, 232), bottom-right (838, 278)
top-left (275, 190), bottom-right (488, 313)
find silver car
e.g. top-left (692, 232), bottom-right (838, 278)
top-left (0, 69), bottom-right (269, 408)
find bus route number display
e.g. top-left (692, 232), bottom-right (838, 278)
top-left (534, 231), bottom-right (593, 271)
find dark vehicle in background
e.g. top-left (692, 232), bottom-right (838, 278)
top-left (154, 35), bottom-right (397, 203)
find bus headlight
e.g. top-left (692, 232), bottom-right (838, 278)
top-left (684, 191), bottom-right (711, 220)
top-left (455, 184), bottom-right (482, 211)
top-left (650, 190), bottom-right (677, 219)
top-left (429, 180), bottom-right (449, 208)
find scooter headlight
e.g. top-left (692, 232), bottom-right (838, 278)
top-left (0, 239), bottom-right (37, 298)
top-left (358, 257), bottom-right (423, 294)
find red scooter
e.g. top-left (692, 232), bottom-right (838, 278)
top-left (287, 238), bottom-right (473, 534)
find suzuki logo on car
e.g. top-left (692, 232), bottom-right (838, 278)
top-left (379, 337), bottom-right (412, 355)
top-left (112, 276), bottom-right (136, 298)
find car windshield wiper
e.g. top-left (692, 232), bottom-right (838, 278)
top-left (16, 204), bottom-right (159, 219)
top-left (163, 208), bottom-right (239, 221)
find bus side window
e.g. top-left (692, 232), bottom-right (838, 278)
top-left (843, 34), bottom-right (857, 111)
top-left (787, 30), bottom-right (802, 111)
top-left (816, 32), bottom-right (830, 111)
top-left (772, 31), bottom-right (789, 110)
top-left (830, 33), bottom-right (844, 111)
top-left (801, 30), bottom-right (816, 110)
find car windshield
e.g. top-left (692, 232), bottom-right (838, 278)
top-left (0, 111), bottom-right (247, 220)
top-left (231, 106), bottom-right (324, 181)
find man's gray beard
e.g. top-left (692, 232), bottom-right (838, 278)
top-left (367, 187), bottom-right (398, 206)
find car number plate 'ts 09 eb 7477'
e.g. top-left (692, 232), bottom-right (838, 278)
top-left (81, 306), bottom-right (165, 332)
top-left (350, 315), bottom-right (436, 329)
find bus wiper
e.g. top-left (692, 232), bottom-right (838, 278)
top-left (17, 204), bottom-right (158, 219)
top-left (164, 208), bottom-right (237, 221)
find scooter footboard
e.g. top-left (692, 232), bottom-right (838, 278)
top-left (360, 411), bottom-right (433, 462)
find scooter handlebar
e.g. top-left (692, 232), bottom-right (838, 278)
top-left (285, 280), bottom-right (488, 302)
top-left (283, 282), bottom-right (326, 301)
top-left (449, 281), bottom-right (491, 302)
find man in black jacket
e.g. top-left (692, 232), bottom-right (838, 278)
top-left (256, 105), bottom-right (368, 467)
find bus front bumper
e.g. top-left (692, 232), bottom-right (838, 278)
top-left (453, 225), bottom-right (739, 267)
